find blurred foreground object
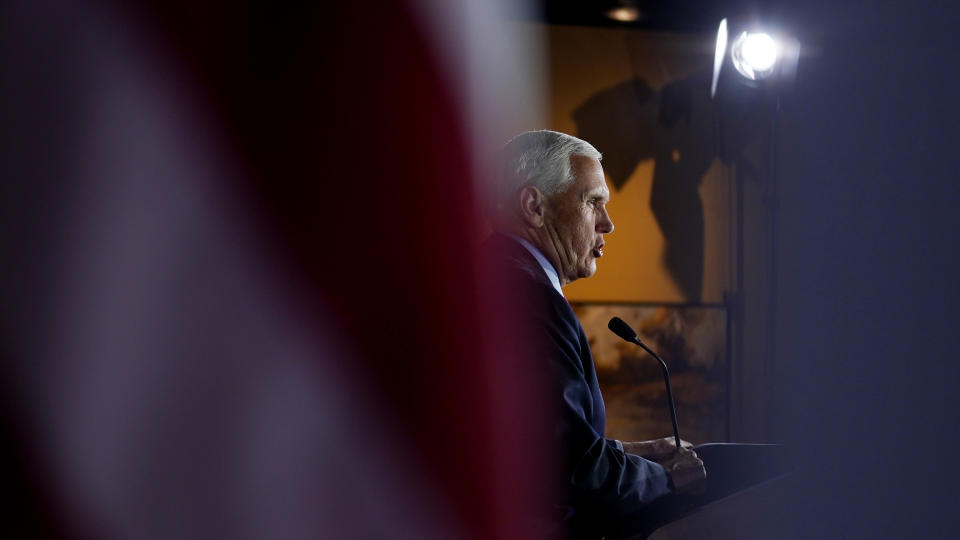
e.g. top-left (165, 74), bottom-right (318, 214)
top-left (0, 1), bottom-right (543, 538)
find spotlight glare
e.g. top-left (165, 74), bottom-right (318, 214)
top-left (731, 31), bottom-right (779, 81)
top-left (711, 18), bottom-right (728, 98)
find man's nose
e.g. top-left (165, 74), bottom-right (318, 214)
top-left (598, 208), bottom-right (614, 234)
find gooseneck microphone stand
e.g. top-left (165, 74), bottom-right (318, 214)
top-left (608, 316), bottom-right (682, 450)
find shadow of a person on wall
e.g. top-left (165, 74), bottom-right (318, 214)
top-left (573, 69), bottom-right (765, 302)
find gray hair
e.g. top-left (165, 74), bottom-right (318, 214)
top-left (498, 130), bottom-right (602, 202)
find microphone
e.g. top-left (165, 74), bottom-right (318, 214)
top-left (608, 317), bottom-right (683, 451)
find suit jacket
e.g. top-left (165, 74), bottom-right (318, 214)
top-left (482, 234), bottom-right (672, 539)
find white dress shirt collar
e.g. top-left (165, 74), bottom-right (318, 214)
top-left (507, 234), bottom-right (564, 297)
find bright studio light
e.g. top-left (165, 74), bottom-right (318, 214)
top-left (731, 31), bottom-right (779, 80)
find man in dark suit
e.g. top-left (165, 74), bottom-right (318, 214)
top-left (484, 130), bottom-right (706, 539)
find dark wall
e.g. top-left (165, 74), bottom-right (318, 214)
top-left (773, 1), bottom-right (960, 537)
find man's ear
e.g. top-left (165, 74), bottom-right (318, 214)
top-left (518, 186), bottom-right (547, 228)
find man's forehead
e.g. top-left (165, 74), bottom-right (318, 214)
top-left (578, 165), bottom-right (609, 196)
top-left (571, 154), bottom-right (605, 178)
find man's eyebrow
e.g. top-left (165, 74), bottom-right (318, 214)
top-left (585, 190), bottom-right (610, 201)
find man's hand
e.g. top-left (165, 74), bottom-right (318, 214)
top-left (659, 447), bottom-right (706, 494)
top-left (621, 436), bottom-right (694, 462)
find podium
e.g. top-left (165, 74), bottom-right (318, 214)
top-left (623, 443), bottom-right (794, 540)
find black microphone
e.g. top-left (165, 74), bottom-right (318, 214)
top-left (608, 316), bottom-right (683, 451)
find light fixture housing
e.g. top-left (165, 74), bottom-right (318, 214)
top-left (712, 17), bottom-right (801, 95)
